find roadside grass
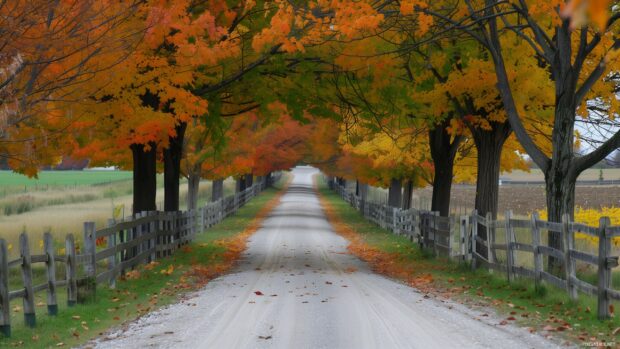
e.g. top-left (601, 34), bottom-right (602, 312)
top-left (0, 181), bottom-right (285, 349)
top-left (317, 181), bottom-right (620, 346)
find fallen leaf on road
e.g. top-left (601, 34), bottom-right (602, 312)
top-left (258, 335), bottom-right (272, 340)
top-left (270, 294), bottom-right (278, 297)
top-left (325, 281), bottom-right (332, 285)
top-left (499, 320), bottom-right (508, 325)
top-left (254, 291), bottom-right (264, 296)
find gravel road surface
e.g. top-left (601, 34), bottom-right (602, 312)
top-left (88, 166), bottom-right (563, 349)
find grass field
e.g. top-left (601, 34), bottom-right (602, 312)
top-left (0, 171), bottom-right (236, 258)
top-left (0, 170), bottom-right (133, 190)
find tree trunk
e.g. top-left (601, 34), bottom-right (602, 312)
top-left (431, 164), bottom-right (453, 216)
top-left (471, 121), bottom-right (511, 258)
top-left (429, 120), bottom-right (461, 216)
top-left (359, 182), bottom-right (368, 211)
top-left (211, 179), bottom-right (224, 201)
top-left (163, 122), bottom-right (187, 212)
top-left (402, 180), bottom-right (413, 209)
top-left (540, 86), bottom-right (578, 271)
top-left (187, 172), bottom-right (200, 211)
top-left (388, 178), bottom-right (402, 207)
top-left (130, 143), bottom-right (157, 215)
top-left (245, 174), bottom-right (253, 188)
top-left (236, 176), bottom-right (246, 193)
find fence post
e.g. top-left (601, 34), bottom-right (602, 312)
top-left (43, 232), bottom-right (58, 316)
top-left (19, 233), bottom-right (35, 327)
top-left (107, 219), bottom-right (117, 288)
top-left (137, 212), bottom-right (145, 259)
top-left (531, 212), bottom-right (543, 292)
top-left (78, 222), bottom-right (96, 303)
top-left (234, 192), bottom-right (239, 213)
top-left (220, 198), bottom-right (225, 221)
top-left (504, 210), bottom-right (515, 282)
top-left (459, 216), bottom-right (468, 263)
top-left (66, 234), bottom-right (77, 306)
top-left (433, 212), bottom-right (439, 256)
top-left (0, 239), bottom-right (10, 337)
top-left (199, 206), bottom-right (205, 233)
top-left (448, 216), bottom-right (455, 259)
top-left (562, 214), bottom-right (577, 300)
top-left (486, 212), bottom-right (494, 273)
top-left (149, 211), bottom-right (157, 262)
top-left (393, 209), bottom-right (399, 235)
top-left (597, 216), bottom-right (612, 320)
top-left (156, 213), bottom-right (163, 259)
top-left (471, 210), bottom-right (478, 270)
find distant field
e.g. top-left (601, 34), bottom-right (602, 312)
top-left (0, 170), bottom-right (236, 258)
top-left (0, 170), bottom-right (132, 188)
top-left (501, 168), bottom-right (620, 181)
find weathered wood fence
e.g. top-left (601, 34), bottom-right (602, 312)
top-left (0, 175), bottom-right (280, 337)
top-left (329, 178), bottom-right (620, 320)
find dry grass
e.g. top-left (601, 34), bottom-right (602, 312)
top-left (0, 178), bottom-right (236, 258)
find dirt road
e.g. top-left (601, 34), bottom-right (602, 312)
top-left (89, 167), bottom-right (562, 349)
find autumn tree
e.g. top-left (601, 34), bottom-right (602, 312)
top-left (415, 0), bottom-right (620, 267)
top-left (0, 1), bottom-right (141, 176)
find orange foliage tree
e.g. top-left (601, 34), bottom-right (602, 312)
top-left (0, 1), bottom-right (141, 176)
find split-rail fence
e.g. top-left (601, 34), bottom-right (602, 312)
top-left (0, 174), bottom-right (281, 337)
top-left (329, 178), bottom-right (620, 320)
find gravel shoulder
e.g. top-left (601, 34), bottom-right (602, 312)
top-left (87, 167), bottom-right (564, 349)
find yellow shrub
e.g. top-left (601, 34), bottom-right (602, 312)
top-left (538, 207), bottom-right (620, 245)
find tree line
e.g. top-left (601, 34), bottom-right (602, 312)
top-left (1, 1), bottom-right (619, 269)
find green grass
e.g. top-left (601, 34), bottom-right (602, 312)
top-left (0, 182), bottom-right (283, 349)
top-left (0, 170), bottom-right (133, 189)
top-left (318, 180), bottom-right (620, 345)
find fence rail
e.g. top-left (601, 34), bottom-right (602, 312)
top-left (0, 173), bottom-right (281, 337)
top-left (328, 178), bottom-right (620, 320)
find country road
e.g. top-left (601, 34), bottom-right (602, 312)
top-left (89, 167), bottom-right (562, 349)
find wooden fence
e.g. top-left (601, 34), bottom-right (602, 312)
top-left (329, 179), bottom-right (620, 320)
top-left (0, 174), bottom-right (279, 337)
